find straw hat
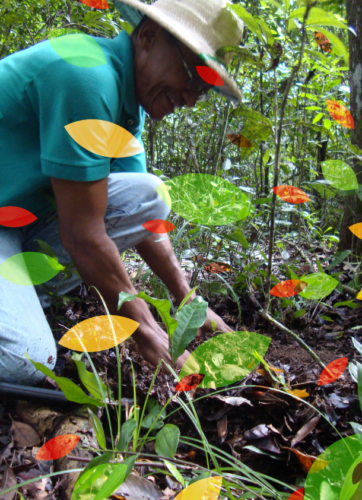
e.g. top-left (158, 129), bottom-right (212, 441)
top-left (114, 0), bottom-right (244, 103)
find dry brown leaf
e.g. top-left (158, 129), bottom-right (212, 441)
top-left (291, 416), bottom-right (320, 448)
top-left (0, 464), bottom-right (17, 500)
top-left (286, 389), bottom-right (310, 399)
top-left (10, 420), bottom-right (40, 448)
top-left (283, 446), bottom-right (328, 473)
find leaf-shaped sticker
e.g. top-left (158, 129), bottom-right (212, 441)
top-left (142, 219), bottom-right (176, 234)
top-left (349, 223), bottom-right (362, 241)
top-left (326, 100), bottom-right (354, 129)
top-left (155, 174), bottom-right (251, 225)
top-left (314, 31), bottom-right (331, 52)
top-left (321, 160), bottom-right (358, 191)
top-left (0, 207), bottom-right (37, 227)
top-left (288, 488), bottom-right (304, 500)
top-left (0, 252), bottom-right (65, 286)
top-left (334, 451), bottom-right (362, 500)
top-left (59, 315), bottom-right (139, 352)
top-left (318, 357), bottom-right (348, 386)
top-left (65, 120), bottom-right (144, 158)
top-left (71, 463), bottom-right (127, 500)
top-left (270, 280), bottom-right (308, 298)
top-left (196, 66), bottom-right (224, 86)
top-left (273, 185), bottom-right (310, 204)
top-left (298, 272), bottom-right (338, 300)
top-left (174, 476), bottom-right (222, 500)
top-left (36, 434), bottom-right (80, 460)
top-left (179, 331), bottom-right (271, 389)
top-left (49, 34), bottom-right (107, 68)
top-left (79, 0), bottom-right (108, 8)
top-left (227, 133), bottom-right (253, 148)
top-left (175, 374), bottom-right (205, 392)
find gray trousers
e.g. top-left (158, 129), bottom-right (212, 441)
top-left (0, 173), bottom-right (169, 385)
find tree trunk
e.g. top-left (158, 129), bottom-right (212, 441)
top-left (338, 0), bottom-right (362, 252)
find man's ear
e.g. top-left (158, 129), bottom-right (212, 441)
top-left (137, 19), bottom-right (162, 51)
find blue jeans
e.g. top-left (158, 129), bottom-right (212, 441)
top-left (0, 173), bottom-right (169, 385)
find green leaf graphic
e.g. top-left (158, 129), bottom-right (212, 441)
top-left (71, 463), bottom-right (127, 500)
top-left (321, 160), bottom-right (358, 191)
top-left (298, 273), bottom-right (338, 300)
top-left (49, 34), bottom-right (107, 68)
top-left (0, 252), bottom-right (65, 286)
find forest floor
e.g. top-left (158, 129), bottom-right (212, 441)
top-left (1, 242), bottom-right (362, 499)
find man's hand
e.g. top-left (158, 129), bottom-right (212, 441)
top-left (197, 307), bottom-right (234, 337)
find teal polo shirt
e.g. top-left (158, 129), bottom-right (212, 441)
top-left (0, 31), bottom-right (146, 218)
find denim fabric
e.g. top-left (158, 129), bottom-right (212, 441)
top-left (0, 173), bottom-right (169, 385)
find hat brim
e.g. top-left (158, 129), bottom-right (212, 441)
top-left (114, 0), bottom-right (242, 103)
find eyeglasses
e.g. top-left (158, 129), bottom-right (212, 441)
top-left (170, 36), bottom-right (211, 102)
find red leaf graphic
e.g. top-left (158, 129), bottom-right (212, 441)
top-left (196, 66), bottom-right (224, 86)
top-left (36, 434), bottom-right (80, 460)
top-left (288, 488), bottom-right (304, 500)
top-left (79, 0), bottom-right (108, 9)
top-left (175, 374), bottom-right (205, 392)
top-left (142, 219), bottom-right (176, 234)
top-left (326, 100), bottom-right (354, 129)
top-left (273, 186), bottom-right (310, 204)
top-left (270, 280), bottom-right (308, 298)
top-left (0, 206), bottom-right (37, 227)
top-left (318, 357), bottom-right (348, 386)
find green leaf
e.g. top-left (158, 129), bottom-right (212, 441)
top-left (116, 419), bottom-right (137, 452)
top-left (352, 337), bottom-right (362, 356)
top-left (231, 107), bottom-right (273, 142)
top-left (309, 27), bottom-right (349, 64)
top-left (228, 5), bottom-right (264, 42)
top-left (295, 121), bottom-right (333, 139)
top-left (35, 239), bottom-right (57, 259)
top-left (27, 357), bottom-right (104, 406)
top-left (294, 309), bottom-right (307, 318)
top-left (298, 273), bottom-right (338, 300)
top-left (243, 445), bottom-right (284, 460)
top-left (257, 17), bottom-right (275, 46)
top-left (171, 297), bottom-right (208, 363)
top-left (262, 149), bottom-right (270, 166)
top-left (289, 7), bottom-right (348, 30)
top-left (216, 46), bottom-right (266, 69)
top-left (164, 460), bottom-right (185, 487)
top-left (313, 113), bottom-right (324, 124)
top-left (72, 463), bottom-right (127, 500)
top-left (224, 229), bottom-right (249, 249)
top-left (177, 286), bottom-right (199, 312)
top-left (358, 363), bottom-right (362, 413)
top-left (321, 160), bottom-right (358, 191)
top-left (79, 451), bottom-right (114, 479)
top-left (141, 399), bottom-right (166, 430)
top-left (119, 20), bottom-right (133, 35)
top-left (118, 291), bottom-right (178, 337)
top-left (73, 358), bottom-right (111, 401)
top-left (327, 250), bottom-right (352, 271)
top-left (155, 424), bottom-right (180, 459)
top-left (334, 300), bottom-right (359, 309)
top-left (316, 257), bottom-right (324, 273)
top-left (88, 409), bottom-right (106, 450)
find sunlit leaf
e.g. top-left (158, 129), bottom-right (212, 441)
top-left (326, 100), bottom-right (354, 129)
top-left (0, 207), bottom-right (37, 227)
top-left (318, 357), bottom-right (348, 386)
top-left (349, 223), bottom-right (362, 241)
top-left (357, 290), bottom-right (362, 300)
top-left (156, 174), bottom-right (251, 226)
top-left (155, 424), bottom-right (180, 459)
top-left (59, 315), bottom-right (139, 352)
top-left (142, 219), bottom-right (176, 234)
top-left (298, 272), bottom-right (338, 300)
top-left (65, 120), bottom-right (144, 158)
top-left (321, 160), bottom-right (358, 191)
top-left (336, 452), bottom-right (362, 500)
top-left (179, 331), bottom-right (271, 389)
top-left (273, 185), bottom-right (310, 204)
top-left (49, 34), bottom-right (107, 67)
top-left (174, 476), bottom-right (222, 500)
top-left (314, 31), bottom-right (331, 52)
top-left (79, 0), bottom-right (109, 9)
top-left (286, 389), bottom-right (310, 398)
top-left (227, 133), bottom-right (253, 148)
top-left (0, 252), bottom-right (65, 286)
top-left (36, 434), bottom-right (80, 460)
top-left (288, 488), bottom-right (304, 500)
top-left (269, 280), bottom-right (308, 298)
top-left (175, 374), bottom-right (205, 392)
top-left (71, 463), bottom-right (127, 500)
top-left (196, 66), bottom-right (224, 86)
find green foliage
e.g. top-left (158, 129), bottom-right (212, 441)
top-left (155, 424), bottom-right (180, 459)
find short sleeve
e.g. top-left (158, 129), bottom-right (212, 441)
top-left (26, 58), bottom-right (121, 181)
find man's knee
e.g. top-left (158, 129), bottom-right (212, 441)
top-left (137, 173), bottom-right (171, 221)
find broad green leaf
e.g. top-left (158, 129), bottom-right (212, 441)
top-left (71, 463), bottom-right (127, 500)
top-left (0, 252), bottom-right (65, 286)
top-left (88, 409), bottom-right (106, 450)
top-left (216, 46), bottom-right (266, 69)
top-left (321, 160), bottom-right (358, 191)
top-left (228, 5), bottom-right (264, 42)
top-left (155, 424), bottom-right (180, 459)
top-left (116, 419), bottom-right (137, 452)
top-left (327, 250), bottom-right (352, 271)
top-left (289, 7), bottom-right (348, 30)
top-left (49, 34), bottom-right (107, 68)
top-left (79, 451), bottom-right (114, 479)
top-left (73, 358), bottom-right (112, 401)
top-left (171, 297), bottom-right (208, 363)
top-left (28, 358), bottom-right (104, 406)
top-left (257, 17), bottom-right (275, 46)
top-left (225, 229), bottom-right (249, 249)
top-left (294, 309), bottom-right (307, 319)
top-left (179, 331), bottom-right (271, 389)
top-left (141, 399), bottom-right (166, 430)
top-left (156, 174), bottom-right (251, 226)
top-left (118, 291), bottom-right (178, 337)
top-left (313, 113), bottom-right (324, 124)
top-left (35, 239), bottom-right (57, 259)
top-left (231, 107), bottom-right (273, 142)
top-left (334, 300), bottom-right (358, 309)
top-left (309, 27), bottom-right (349, 64)
top-left (283, 0), bottom-right (290, 12)
top-left (164, 460), bottom-right (185, 487)
top-left (339, 454), bottom-right (362, 500)
top-left (177, 286), bottom-right (199, 312)
top-left (262, 149), bottom-right (270, 166)
top-left (298, 273), bottom-right (338, 300)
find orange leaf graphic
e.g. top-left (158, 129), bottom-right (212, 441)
top-left (142, 219), bottom-right (176, 234)
top-left (175, 374), bottom-right (205, 392)
top-left (318, 357), bottom-right (348, 385)
top-left (227, 133), bottom-right (253, 148)
top-left (273, 185), bottom-right (310, 204)
top-left (204, 262), bottom-right (232, 274)
top-left (196, 66), bottom-right (224, 86)
top-left (270, 280), bottom-right (308, 298)
top-left (36, 434), bottom-right (80, 460)
top-left (59, 315), bottom-right (139, 352)
top-left (288, 488), bottom-right (304, 500)
top-left (326, 100), bottom-right (354, 129)
top-left (349, 223), bottom-right (362, 240)
top-left (79, 0), bottom-right (108, 8)
top-left (314, 31), bottom-right (331, 52)
top-left (0, 206), bottom-right (37, 227)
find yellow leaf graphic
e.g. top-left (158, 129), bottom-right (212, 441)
top-left (64, 120), bottom-right (144, 158)
top-left (357, 289), bottom-right (362, 300)
top-left (349, 223), bottom-right (362, 240)
top-left (59, 315), bottom-right (139, 352)
top-left (175, 476), bottom-right (222, 500)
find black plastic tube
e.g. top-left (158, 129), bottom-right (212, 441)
top-left (0, 382), bottom-right (77, 406)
